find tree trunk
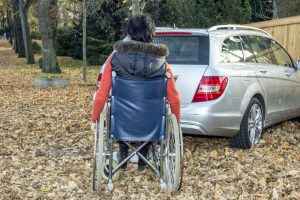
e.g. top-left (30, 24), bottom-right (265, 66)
top-left (16, 19), bottom-right (25, 57)
top-left (82, 0), bottom-right (87, 82)
top-left (272, 0), bottom-right (278, 19)
top-left (132, 0), bottom-right (140, 15)
top-left (38, 0), bottom-right (59, 73)
top-left (0, 11), bottom-right (4, 28)
top-left (11, 0), bottom-right (25, 57)
top-left (6, 6), bottom-right (11, 27)
top-left (19, 0), bottom-right (35, 64)
top-left (113, 20), bottom-right (121, 42)
top-left (6, 6), bottom-right (13, 44)
top-left (9, 23), bottom-right (13, 45)
top-left (12, 21), bottom-right (17, 49)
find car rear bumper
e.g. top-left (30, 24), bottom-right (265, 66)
top-left (180, 113), bottom-right (241, 137)
top-left (179, 100), bottom-right (243, 137)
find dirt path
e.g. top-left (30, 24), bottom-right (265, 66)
top-left (0, 40), bottom-right (299, 199)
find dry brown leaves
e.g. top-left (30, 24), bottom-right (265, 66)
top-left (0, 40), bottom-right (299, 200)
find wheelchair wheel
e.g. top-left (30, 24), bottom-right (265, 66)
top-left (93, 104), bottom-right (107, 195)
top-left (164, 113), bottom-right (183, 193)
top-left (93, 103), bottom-right (120, 195)
top-left (93, 104), bottom-right (116, 195)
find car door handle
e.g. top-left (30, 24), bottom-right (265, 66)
top-left (174, 75), bottom-right (178, 82)
top-left (284, 71), bottom-right (291, 77)
top-left (258, 68), bottom-right (268, 73)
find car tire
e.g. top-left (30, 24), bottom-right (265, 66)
top-left (230, 97), bottom-right (264, 149)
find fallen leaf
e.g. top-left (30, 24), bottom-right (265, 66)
top-left (210, 150), bottom-right (218, 158)
top-left (40, 185), bottom-right (51, 193)
top-left (259, 178), bottom-right (266, 187)
top-left (272, 188), bottom-right (279, 200)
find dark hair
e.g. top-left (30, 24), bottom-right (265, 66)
top-left (127, 13), bottom-right (155, 43)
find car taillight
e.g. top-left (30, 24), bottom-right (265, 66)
top-left (192, 76), bottom-right (228, 102)
top-left (96, 73), bottom-right (102, 90)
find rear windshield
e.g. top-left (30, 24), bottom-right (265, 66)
top-left (154, 35), bottom-right (209, 65)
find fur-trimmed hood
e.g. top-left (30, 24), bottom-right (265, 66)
top-left (111, 40), bottom-right (169, 78)
top-left (113, 40), bottom-right (169, 57)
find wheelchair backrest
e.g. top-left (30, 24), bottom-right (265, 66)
top-left (110, 75), bottom-right (167, 141)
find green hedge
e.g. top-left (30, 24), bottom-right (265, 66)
top-left (32, 41), bottom-right (42, 54)
top-left (56, 27), bottom-right (113, 65)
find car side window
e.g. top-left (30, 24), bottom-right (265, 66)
top-left (269, 40), bottom-right (294, 68)
top-left (245, 35), bottom-right (273, 64)
top-left (241, 36), bottom-right (257, 63)
top-left (221, 36), bottom-right (244, 63)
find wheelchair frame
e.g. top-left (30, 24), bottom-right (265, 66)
top-left (93, 99), bottom-right (183, 195)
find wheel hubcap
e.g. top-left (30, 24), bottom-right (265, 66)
top-left (248, 103), bottom-right (263, 146)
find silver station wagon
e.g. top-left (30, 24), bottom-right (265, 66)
top-left (96, 25), bottom-right (300, 149)
top-left (154, 25), bottom-right (300, 148)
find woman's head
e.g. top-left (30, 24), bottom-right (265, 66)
top-left (127, 13), bottom-right (155, 43)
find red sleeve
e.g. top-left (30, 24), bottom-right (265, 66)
top-left (166, 64), bottom-right (181, 121)
top-left (91, 55), bottom-right (113, 123)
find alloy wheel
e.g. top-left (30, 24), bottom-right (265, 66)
top-left (247, 103), bottom-right (263, 146)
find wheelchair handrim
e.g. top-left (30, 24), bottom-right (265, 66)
top-left (95, 106), bottom-right (106, 195)
top-left (165, 113), bottom-right (182, 193)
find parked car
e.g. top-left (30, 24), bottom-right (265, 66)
top-left (95, 25), bottom-right (300, 149)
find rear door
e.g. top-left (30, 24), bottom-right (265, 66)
top-left (242, 35), bottom-right (285, 120)
top-left (154, 33), bottom-right (210, 108)
top-left (269, 39), bottom-right (300, 114)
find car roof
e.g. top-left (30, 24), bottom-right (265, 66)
top-left (155, 26), bottom-right (272, 38)
top-left (208, 29), bottom-right (272, 39)
top-left (155, 28), bottom-right (208, 35)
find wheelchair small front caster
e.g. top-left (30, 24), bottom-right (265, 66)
top-left (108, 180), bottom-right (114, 191)
top-left (160, 179), bottom-right (166, 190)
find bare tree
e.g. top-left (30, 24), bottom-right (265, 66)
top-left (11, 0), bottom-right (25, 57)
top-left (80, 0), bottom-right (105, 82)
top-left (272, 0), bottom-right (278, 19)
top-left (82, 0), bottom-right (87, 81)
top-left (132, 0), bottom-right (140, 15)
top-left (19, 0), bottom-right (35, 64)
top-left (39, 0), bottom-right (60, 73)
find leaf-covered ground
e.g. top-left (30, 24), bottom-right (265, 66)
top-left (0, 40), bottom-right (299, 200)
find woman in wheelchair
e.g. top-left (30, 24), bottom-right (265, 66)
top-left (91, 14), bottom-right (182, 194)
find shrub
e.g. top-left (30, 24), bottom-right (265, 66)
top-left (56, 27), bottom-right (75, 57)
top-left (31, 23), bottom-right (41, 39)
top-left (32, 41), bottom-right (42, 54)
top-left (56, 27), bottom-right (113, 65)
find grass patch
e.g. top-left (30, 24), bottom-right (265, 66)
top-left (37, 72), bottom-right (69, 79)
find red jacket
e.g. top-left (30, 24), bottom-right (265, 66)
top-left (92, 55), bottom-right (180, 123)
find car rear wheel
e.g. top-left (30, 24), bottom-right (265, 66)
top-left (231, 97), bottom-right (264, 149)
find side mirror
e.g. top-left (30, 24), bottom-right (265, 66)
top-left (297, 60), bottom-right (300, 70)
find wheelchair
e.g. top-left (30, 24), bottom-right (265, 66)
top-left (92, 71), bottom-right (183, 195)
